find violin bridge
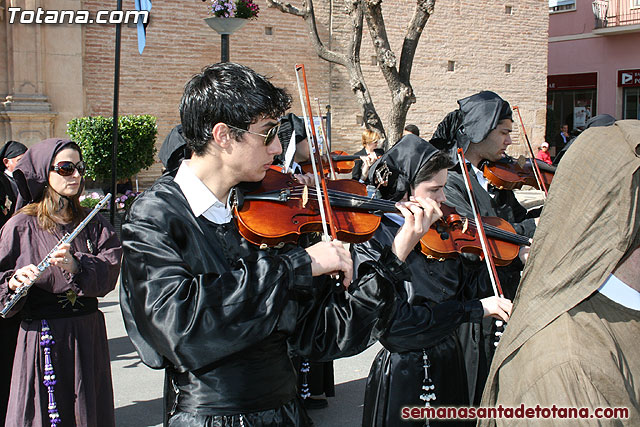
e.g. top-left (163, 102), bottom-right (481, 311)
top-left (462, 218), bottom-right (468, 234)
top-left (302, 185), bottom-right (309, 208)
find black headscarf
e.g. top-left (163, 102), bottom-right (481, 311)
top-left (13, 138), bottom-right (80, 210)
top-left (158, 125), bottom-right (191, 173)
top-left (367, 134), bottom-right (439, 201)
top-left (430, 91), bottom-right (512, 158)
top-left (0, 140), bottom-right (28, 172)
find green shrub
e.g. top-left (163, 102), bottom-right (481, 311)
top-left (67, 115), bottom-right (157, 182)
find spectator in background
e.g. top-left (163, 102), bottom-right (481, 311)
top-left (352, 129), bottom-right (384, 183)
top-left (552, 124), bottom-right (570, 158)
top-left (0, 139), bottom-right (28, 426)
top-left (1, 140), bottom-right (28, 226)
top-left (535, 142), bottom-right (552, 165)
top-left (553, 114), bottom-right (615, 166)
top-left (403, 124), bottom-right (420, 137)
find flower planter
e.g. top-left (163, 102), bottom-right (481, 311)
top-left (204, 17), bottom-right (248, 35)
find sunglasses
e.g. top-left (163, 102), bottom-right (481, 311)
top-left (226, 123), bottom-right (281, 146)
top-left (50, 160), bottom-right (86, 177)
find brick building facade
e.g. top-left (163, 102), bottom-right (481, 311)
top-left (2, 0), bottom-right (548, 187)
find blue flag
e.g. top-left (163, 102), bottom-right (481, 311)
top-left (135, 0), bottom-right (152, 54)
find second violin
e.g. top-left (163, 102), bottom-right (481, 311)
top-left (419, 204), bottom-right (530, 266)
top-left (482, 156), bottom-right (555, 191)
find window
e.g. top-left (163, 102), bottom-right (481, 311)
top-left (371, 55), bottom-right (377, 66)
top-left (505, 5), bottom-right (513, 15)
top-left (623, 88), bottom-right (640, 120)
top-left (505, 64), bottom-right (512, 73)
top-left (549, 0), bottom-right (575, 13)
top-left (447, 61), bottom-right (455, 72)
top-left (632, 0), bottom-right (640, 8)
top-left (264, 26), bottom-right (273, 35)
top-left (547, 89), bottom-right (597, 139)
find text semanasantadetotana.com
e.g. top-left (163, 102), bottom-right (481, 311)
top-left (401, 404), bottom-right (630, 420)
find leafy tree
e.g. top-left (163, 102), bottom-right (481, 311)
top-left (67, 115), bottom-right (157, 182)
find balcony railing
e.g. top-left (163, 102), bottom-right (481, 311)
top-left (593, 0), bottom-right (640, 29)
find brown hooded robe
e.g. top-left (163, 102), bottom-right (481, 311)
top-left (479, 120), bottom-right (640, 426)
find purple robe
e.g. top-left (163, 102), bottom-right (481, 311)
top-left (0, 211), bottom-right (121, 427)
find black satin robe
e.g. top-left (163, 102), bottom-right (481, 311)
top-left (0, 172), bottom-right (19, 425)
top-left (357, 217), bottom-right (485, 427)
top-left (444, 163), bottom-right (539, 388)
top-left (119, 176), bottom-right (404, 426)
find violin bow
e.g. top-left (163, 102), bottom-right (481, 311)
top-left (456, 149), bottom-right (504, 299)
top-left (512, 106), bottom-right (549, 197)
top-left (314, 97), bottom-right (337, 180)
top-left (457, 148), bottom-right (507, 345)
top-left (295, 64), bottom-right (337, 242)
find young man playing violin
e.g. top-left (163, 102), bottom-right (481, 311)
top-left (429, 91), bottom-right (539, 404)
top-left (119, 62), bottom-right (444, 427)
top-left (361, 134), bottom-right (512, 426)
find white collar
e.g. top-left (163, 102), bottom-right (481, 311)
top-left (470, 163), bottom-right (490, 192)
top-left (598, 274), bottom-right (640, 311)
top-left (4, 169), bottom-right (13, 178)
top-left (174, 160), bottom-right (232, 224)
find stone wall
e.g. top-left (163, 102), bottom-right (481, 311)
top-left (2, 0), bottom-right (548, 187)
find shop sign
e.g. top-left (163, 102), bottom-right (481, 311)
top-left (618, 70), bottom-right (640, 87)
top-left (548, 73), bottom-right (597, 91)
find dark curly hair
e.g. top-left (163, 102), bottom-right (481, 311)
top-left (180, 62), bottom-right (291, 156)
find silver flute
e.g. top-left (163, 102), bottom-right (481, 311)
top-left (0, 193), bottom-right (112, 318)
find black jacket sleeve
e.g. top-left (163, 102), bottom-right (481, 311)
top-left (288, 243), bottom-right (407, 361)
top-left (120, 183), bottom-right (312, 373)
top-left (350, 222), bottom-right (484, 354)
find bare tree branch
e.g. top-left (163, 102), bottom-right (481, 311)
top-left (267, 0), bottom-right (348, 66)
top-left (363, 0), bottom-right (435, 146)
top-left (399, 0), bottom-right (434, 83)
top-left (266, 0), bottom-right (306, 16)
top-left (269, 0), bottom-right (433, 149)
top-left (343, 0), bottom-right (385, 137)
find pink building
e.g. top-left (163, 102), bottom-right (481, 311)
top-left (547, 0), bottom-right (640, 141)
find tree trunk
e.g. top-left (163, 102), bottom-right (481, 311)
top-left (268, 0), bottom-right (436, 150)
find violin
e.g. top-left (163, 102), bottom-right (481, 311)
top-left (419, 204), bottom-right (530, 266)
top-left (233, 170), bottom-right (530, 265)
top-left (482, 156), bottom-right (555, 191)
top-left (300, 150), bottom-right (359, 175)
top-left (233, 169), bottom-right (382, 248)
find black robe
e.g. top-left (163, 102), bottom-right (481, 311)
top-left (0, 172), bottom-right (22, 425)
top-left (119, 175), bottom-right (405, 426)
top-left (0, 172), bottom-right (18, 227)
top-left (443, 163), bottom-right (539, 387)
top-left (351, 148), bottom-right (385, 182)
top-left (357, 216), bottom-right (485, 427)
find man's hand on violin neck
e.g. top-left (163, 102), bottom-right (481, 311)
top-left (392, 197), bottom-right (443, 262)
top-left (306, 240), bottom-right (353, 288)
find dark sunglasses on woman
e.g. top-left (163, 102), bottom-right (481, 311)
top-left (50, 160), bottom-right (86, 177)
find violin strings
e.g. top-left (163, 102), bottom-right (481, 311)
top-left (279, 188), bottom-right (529, 246)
